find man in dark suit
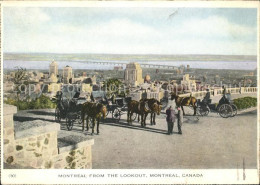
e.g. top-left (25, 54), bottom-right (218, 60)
top-left (177, 106), bottom-right (183, 135)
top-left (166, 106), bottom-right (175, 135)
top-left (202, 89), bottom-right (210, 104)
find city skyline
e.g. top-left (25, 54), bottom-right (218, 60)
top-left (4, 7), bottom-right (257, 55)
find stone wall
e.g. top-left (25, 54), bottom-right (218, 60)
top-left (3, 104), bottom-right (94, 169)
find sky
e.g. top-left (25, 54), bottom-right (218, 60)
top-left (3, 7), bottom-right (258, 55)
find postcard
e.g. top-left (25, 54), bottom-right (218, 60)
top-left (1, 1), bottom-right (259, 184)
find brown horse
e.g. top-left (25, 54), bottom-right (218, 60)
top-left (127, 100), bottom-right (142, 124)
top-left (171, 93), bottom-right (197, 116)
top-left (81, 102), bottom-right (107, 135)
top-left (143, 98), bottom-right (162, 126)
top-left (127, 98), bottom-right (162, 127)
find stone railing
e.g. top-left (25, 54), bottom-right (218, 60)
top-left (3, 104), bottom-right (94, 169)
top-left (129, 87), bottom-right (257, 101)
top-left (178, 87), bottom-right (257, 98)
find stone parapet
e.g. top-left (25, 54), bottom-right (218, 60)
top-left (3, 104), bottom-right (17, 117)
top-left (3, 104), bottom-right (94, 169)
top-left (58, 130), bottom-right (94, 153)
top-left (14, 120), bottom-right (60, 140)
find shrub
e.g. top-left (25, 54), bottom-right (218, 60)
top-left (233, 96), bottom-right (257, 110)
top-left (4, 95), bottom-right (55, 110)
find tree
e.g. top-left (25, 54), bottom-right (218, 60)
top-left (103, 78), bottom-right (125, 97)
top-left (11, 67), bottom-right (29, 110)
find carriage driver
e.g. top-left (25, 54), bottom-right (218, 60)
top-left (202, 89), bottom-right (210, 104)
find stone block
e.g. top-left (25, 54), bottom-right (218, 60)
top-left (15, 160), bottom-right (27, 167)
top-left (30, 159), bottom-right (38, 168)
top-left (36, 158), bottom-right (44, 168)
top-left (4, 104), bottom-right (17, 116)
top-left (4, 115), bottom-right (14, 128)
top-left (44, 137), bottom-right (49, 145)
top-left (4, 139), bottom-right (10, 145)
top-left (5, 155), bottom-right (15, 164)
top-left (15, 151), bottom-right (25, 158)
top-left (25, 151), bottom-right (37, 159)
top-left (28, 137), bottom-right (37, 142)
top-left (54, 161), bottom-right (64, 169)
top-left (7, 145), bottom-right (15, 153)
top-left (16, 145), bottom-right (23, 151)
top-left (37, 135), bottom-right (45, 140)
top-left (6, 128), bottom-right (14, 140)
top-left (25, 147), bottom-right (36, 152)
top-left (52, 153), bottom-right (64, 163)
top-left (85, 162), bottom-right (92, 169)
top-left (4, 136), bottom-right (15, 145)
top-left (28, 142), bottom-right (37, 147)
top-left (44, 160), bottom-right (53, 169)
top-left (52, 148), bottom-right (58, 156)
top-left (34, 152), bottom-right (42, 157)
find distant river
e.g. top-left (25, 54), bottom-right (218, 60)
top-left (3, 60), bottom-right (257, 70)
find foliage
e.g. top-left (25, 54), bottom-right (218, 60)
top-left (10, 67), bottom-right (29, 109)
top-left (12, 67), bottom-right (28, 84)
top-left (4, 95), bottom-right (56, 110)
top-left (103, 78), bottom-right (125, 97)
top-left (233, 96), bottom-right (257, 110)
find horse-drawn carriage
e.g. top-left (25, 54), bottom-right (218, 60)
top-left (53, 90), bottom-right (137, 132)
top-left (196, 93), bottom-right (237, 118)
top-left (101, 96), bottom-right (137, 122)
top-left (170, 92), bottom-right (237, 118)
top-left (91, 91), bottom-right (136, 121)
top-left (53, 91), bottom-right (87, 130)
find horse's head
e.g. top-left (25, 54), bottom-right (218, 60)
top-left (97, 103), bottom-right (107, 119)
top-left (152, 101), bottom-right (162, 115)
top-left (170, 93), bottom-right (177, 100)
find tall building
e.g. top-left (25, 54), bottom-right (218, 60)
top-left (49, 60), bottom-right (58, 77)
top-left (63, 65), bottom-right (73, 84)
top-left (124, 62), bottom-right (143, 86)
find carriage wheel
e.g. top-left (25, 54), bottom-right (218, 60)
top-left (198, 106), bottom-right (210, 116)
top-left (65, 115), bottom-right (74, 131)
top-left (218, 104), bottom-right (233, 118)
top-left (231, 104), bottom-right (237, 117)
top-left (131, 113), bottom-right (137, 121)
top-left (112, 108), bottom-right (121, 121)
top-left (55, 108), bottom-right (61, 123)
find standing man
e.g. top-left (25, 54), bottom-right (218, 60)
top-left (166, 106), bottom-right (175, 135)
top-left (177, 106), bottom-right (183, 135)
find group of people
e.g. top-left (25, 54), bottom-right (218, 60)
top-left (166, 105), bottom-right (183, 135)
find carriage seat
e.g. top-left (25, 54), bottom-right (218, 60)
top-left (197, 99), bottom-right (211, 104)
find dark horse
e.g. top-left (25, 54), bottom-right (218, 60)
top-left (127, 98), bottom-right (162, 127)
top-left (81, 102), bottom-right (107, 135)
top-left (127, 100), bottom-right (142, 124)
top-left (171, 93), bottom-right (197, 116)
